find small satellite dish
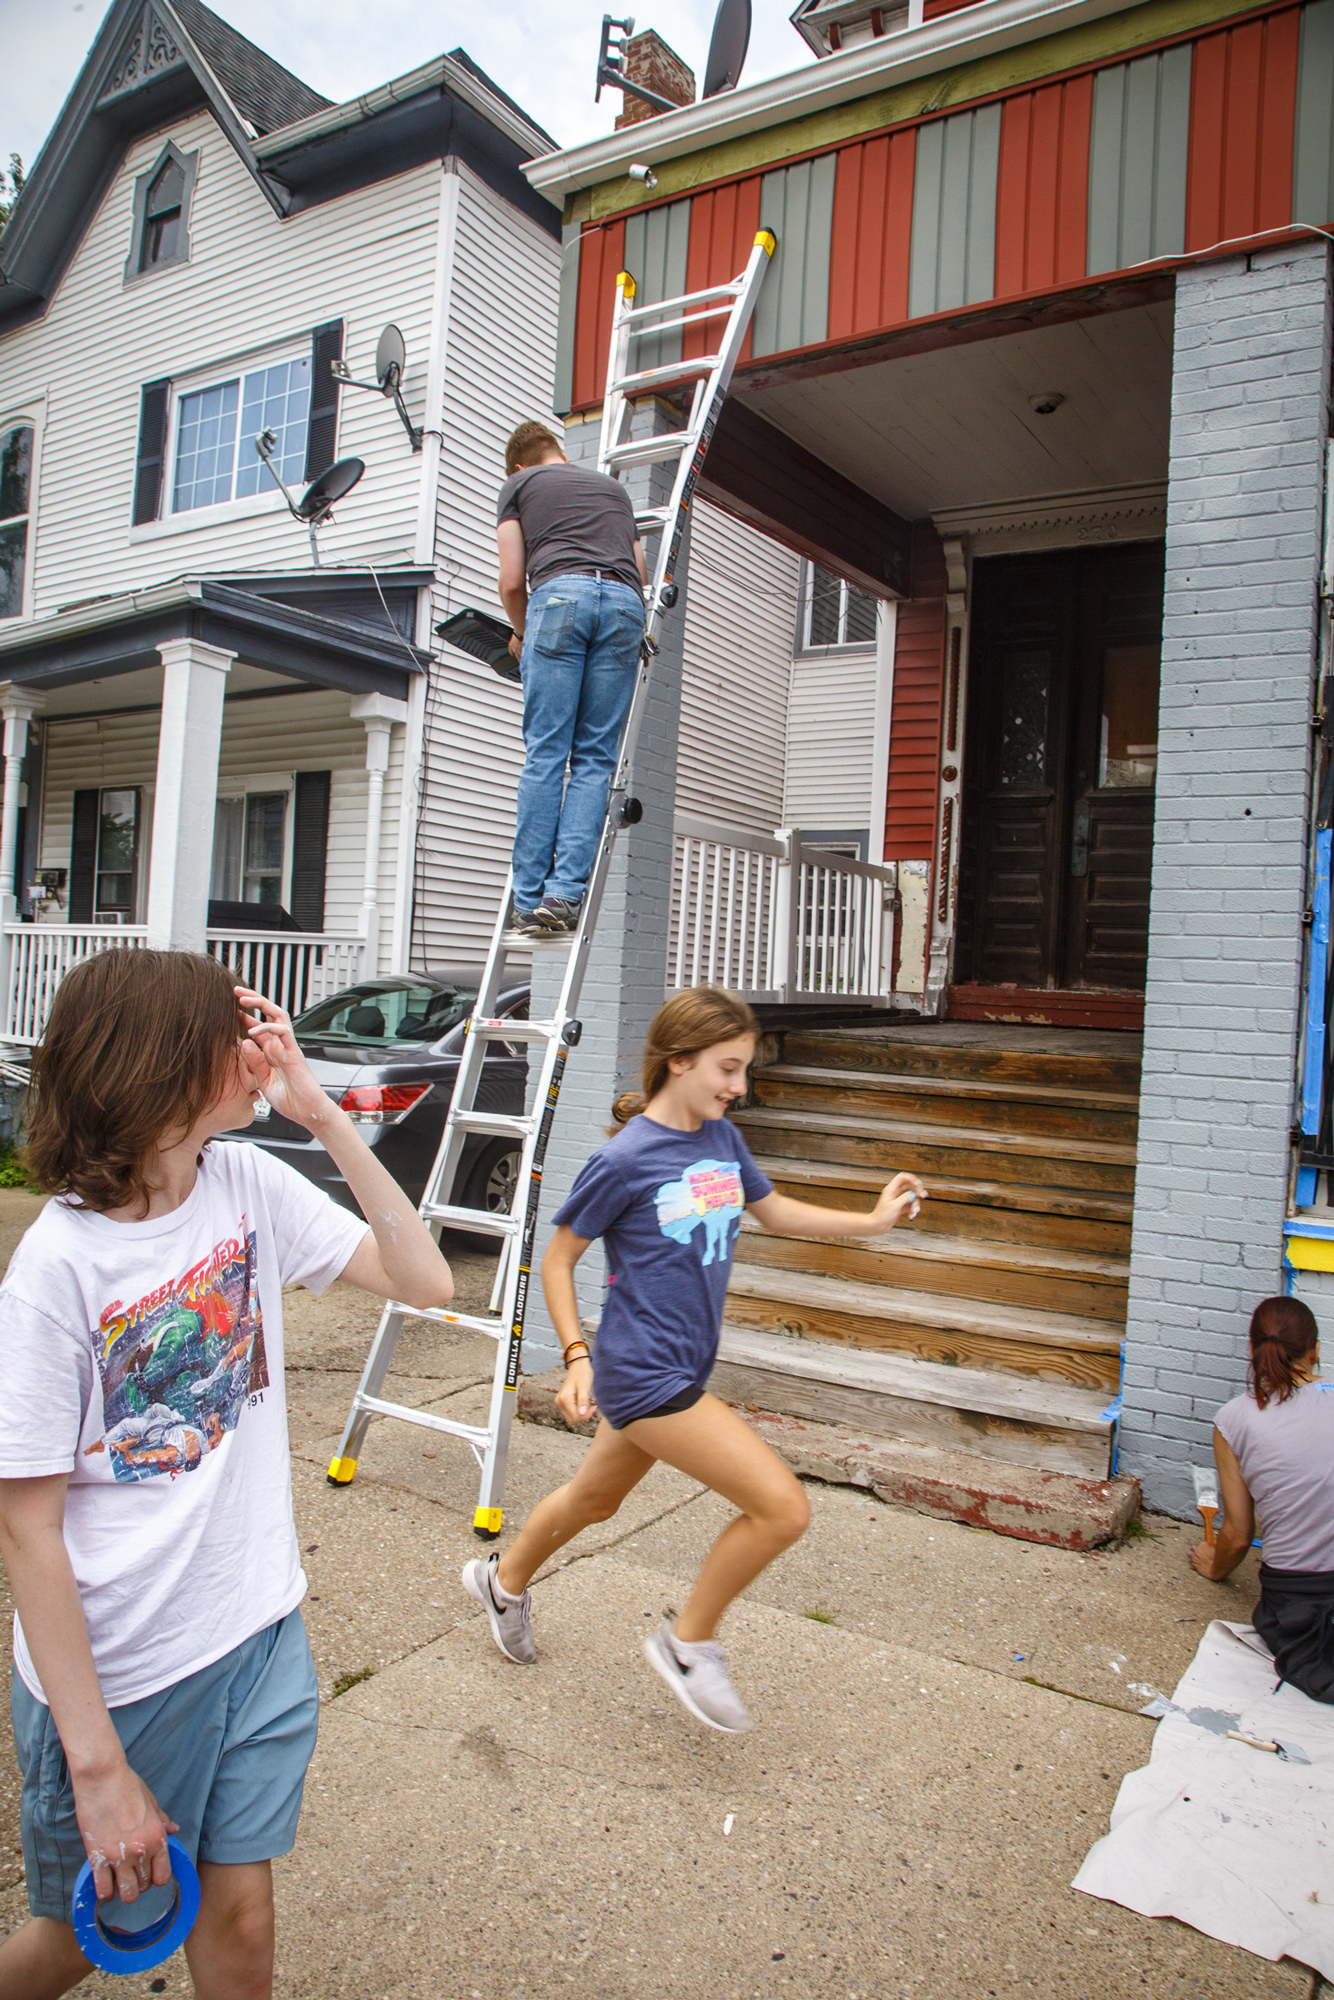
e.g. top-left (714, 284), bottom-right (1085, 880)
top-left (298, 456), bottom-right (365, 522)
top-left (375, 324), bottom-right (406, 390)
top-left (703, 0), bottom-right (751, 97)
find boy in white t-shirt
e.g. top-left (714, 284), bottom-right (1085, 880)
top-left (0, 950), bottom-right (454, 1999)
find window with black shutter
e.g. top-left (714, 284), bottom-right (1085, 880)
top-left (69, 790), bottom-right (99, 923)
top-left (133, 380), bottom-right (171, 526)
top-left (305, 323), bottom-right (344, 482)
top-left (289, 771), bottom-right (331, 932)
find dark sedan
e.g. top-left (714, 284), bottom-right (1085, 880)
top-left (217, 968), bottom-right (528, 1226)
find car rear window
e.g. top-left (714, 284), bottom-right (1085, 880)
top-left (294, 984), bottom-right (477, 1047)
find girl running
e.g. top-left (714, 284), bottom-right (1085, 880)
top-left (463, 985), bottom-right (925, 1733)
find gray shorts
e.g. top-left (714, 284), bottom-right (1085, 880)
top-left (12, 1609), bottom-right (318, 1922)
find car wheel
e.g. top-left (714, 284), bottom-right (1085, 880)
top-left (456, 1140), bottom-right (523, 1247)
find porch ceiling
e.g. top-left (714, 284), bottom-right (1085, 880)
top-left (27, 661), bottom-right (299, 719)
top-left (736, 299), bottom-right (1172, 523)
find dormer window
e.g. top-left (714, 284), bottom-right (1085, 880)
top-left (124, 142), bottom-right (197, 283)
top-left (141, 157), bottom-right (185, 269)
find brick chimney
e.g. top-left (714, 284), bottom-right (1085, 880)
top-left (614, 29), bottom-right (696, 128)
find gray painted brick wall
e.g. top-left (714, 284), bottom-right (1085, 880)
top-left (521, 405), bottom-right (689, 1370)
top-left (1120, 240), bottom-right (1331, 1516)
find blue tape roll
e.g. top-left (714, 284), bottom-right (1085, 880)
top-left (72, 1835), bottom-right (200, 1975)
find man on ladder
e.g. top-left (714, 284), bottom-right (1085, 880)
top-left (496, 421), bottom-right (649, 941)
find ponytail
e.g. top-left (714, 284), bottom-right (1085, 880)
top-left (1247, 1295), bottom-right (1319, 1409)
top-left (611, 985), bottom-right (760, 1128)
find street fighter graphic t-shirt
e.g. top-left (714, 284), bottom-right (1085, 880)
top-left (553, 1114), bottom-right (772, 1429)
top-left (0, 1142), bottom-right (368, 1707)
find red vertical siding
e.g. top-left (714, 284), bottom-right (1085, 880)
top-left (884, 528), bottom-right (949, 863)
top-left (923, 0), bottom-right (985, 17)
top-left (683, 177), bottom-right (762, 365)
top-left (828, 131), bottom-right (916, 340)
top-left (570, 217), bottom-right (626, 412)
top-left (994, 76), bottom-right (1093, 296)
top-left (1186, 8), bottom-right (1300, 249)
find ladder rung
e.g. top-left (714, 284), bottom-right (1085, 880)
top-left (422, 1202), bottom-right (521, 1236)
top-left (604, 431), bottom-right (693, 469)
top-left (467, 1017), bottom-right (561, 1042)
top-left (609, 356), bottom-right (720, 393)
top-left (356, 1395), bottom-right (492, 1444)
top-left (623, 281), bottom-right (741, 320)
top-left (625, 308), bottom-right (732, 341)
top-left (385, 1301), bottom-right (509, 1337)
top-left (635, 508), bottom-right (671, 531)
top-left (451, 1111), bottom-right (536, 1138)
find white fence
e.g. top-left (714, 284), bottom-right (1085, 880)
top-left (1, 925), bottom-right (364, 1044)
top-left (670, 816), bottom-right (898, 1005)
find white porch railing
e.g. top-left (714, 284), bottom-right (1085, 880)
top-left (670, 815), bottom-right (898, 1005)
top-left (0, 925), bottom-right (364, 1044)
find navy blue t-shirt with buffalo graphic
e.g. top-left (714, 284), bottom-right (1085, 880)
top-left (553, 1114), bottom-right (773, 1429)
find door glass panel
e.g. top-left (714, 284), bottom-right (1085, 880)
top-left (997, 651), bottom-right (1050, 788)
top-left (210, 796), bottom-right (244, 900)
top-left (243, 792), bottom-right (286, 904)
top-left (1099, 643), bottom-right (1160, 787)
top-left (95, 789), bottom-right (139, 917)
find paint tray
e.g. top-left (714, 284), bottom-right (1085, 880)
top-left (436, 608), bottom-right (521, 684)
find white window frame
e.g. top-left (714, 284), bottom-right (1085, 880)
top-left (148, 340), bottom-right (312, 534)
top-left (212, 772), bottom-right (296, 914)
top-left (0, 405), bottom-right (43, 623)
top-left (796, 560), bottom-right (881, 654)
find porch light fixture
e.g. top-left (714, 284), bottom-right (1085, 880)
top-left (329, 324), bottom-right (424, 452)
top-left (252, 430), bottom-right (365, 568)
top-left (1029, 392), bottom-right (1065, 415)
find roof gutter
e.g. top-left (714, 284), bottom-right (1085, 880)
top-left (0, 580), bottom-right (207, 656)
top-left (523, 0), bottom-right (1132, 199)
top-left (255, 52), bottom-right (551, 164)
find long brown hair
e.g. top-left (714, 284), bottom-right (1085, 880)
top-left (27, 950), bottom-right (244, 1216)
top-left (611, 985), bottom-right (760, 1127)
top-left (1248, 1295), bottom-right (1319, 1409)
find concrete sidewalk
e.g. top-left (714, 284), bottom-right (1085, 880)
top-left (0, 1194), bottom-right (1316, 1999)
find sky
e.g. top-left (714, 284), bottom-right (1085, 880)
top-left (0, 0), bottom-right (815, 176)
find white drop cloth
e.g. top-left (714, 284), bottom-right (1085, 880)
top-left (1073, 1619), bottom-right (1334, 1974)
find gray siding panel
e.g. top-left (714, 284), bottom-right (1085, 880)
top-left (907, 105), bottom-right (1001, 319)
top-left (752, 154), bottom-right (835, 357)
top-left (1087, 46), bottom-right (1191, 274)
top-left (622, 198), bottom-right (690, 372)
top-left (1295, 0), bottom-right (1334, 224)
top-left (553, 221), bottom-right (581, 417)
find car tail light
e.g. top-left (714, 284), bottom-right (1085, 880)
top-left (338, 1083), bottom-right (431, 1126)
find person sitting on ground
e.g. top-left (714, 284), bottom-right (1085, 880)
top-left (0, 950), bottom-right (454, 2000)
top-left (461, 983), bottom-right (926, 1733)
top-left (495, 419), bottom-right (648, 941)
top-left (1190, 1294), bottom-right (1334, 1703)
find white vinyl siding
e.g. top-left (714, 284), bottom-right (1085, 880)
top-left (0, 109), bottom-right (440, 605)
top-left (416, 165), bottom-right (562, 967)
top-left (675, 503), bottom-right (800, 835)
top-left (784, 644), bottom-right (880, 834)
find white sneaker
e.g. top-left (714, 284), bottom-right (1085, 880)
top-left (462, 1554), bottom-right (536, 1665)
top-left (644, 1620), bottom-right (752, 1732)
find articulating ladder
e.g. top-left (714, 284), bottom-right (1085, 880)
top-left (327, 229), bottom-right (776, 1537)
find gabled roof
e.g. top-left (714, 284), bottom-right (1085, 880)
top-left (0, 0), bottom-right (558, 337)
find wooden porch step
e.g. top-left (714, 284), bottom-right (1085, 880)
top-left (708, 1323), bottom-right (1113, 1480)
top-left (753, 1155), bottom-right (1133, 1254)
top-left (752, 1061), bottom-right (1139, 1144)
top-left (735, 1104), bottom-right (1137, 1195)
top-left (724, 1265), bottom-right (1122, 1392)
top-left (782, 1023), bottom-right (1141, 1094)
top-left (735, 1216), bottom-right (1128, 1322)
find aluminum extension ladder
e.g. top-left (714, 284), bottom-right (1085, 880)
top-left (327, 228), bottom-right (776, 1537)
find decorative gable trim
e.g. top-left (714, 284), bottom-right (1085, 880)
top-left (98, 3), bottom-right (186, 106)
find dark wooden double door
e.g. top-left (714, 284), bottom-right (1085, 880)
top-left (956, 541), bottom-right (1163, 993)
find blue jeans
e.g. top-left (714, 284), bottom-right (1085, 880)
top-left (513, 572), bottom-right (645, 910)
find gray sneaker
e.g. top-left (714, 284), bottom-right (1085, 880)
top-left (462, 1555), bottom-right (536, 1665)
top-left (505, 910), bottom-right (571, 946)
top-left (644, 1620), bottom-right (752, 1732)
top-left (535, 896), bottom-right (582, 933)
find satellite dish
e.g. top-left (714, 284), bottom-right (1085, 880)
top-left (298, 456), bottom-right (365, 521)
top-left (703, 0), bottom-right (750, 97)
top-left (375, 323), bottom-right (406, 390)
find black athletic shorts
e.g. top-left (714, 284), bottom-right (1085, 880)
top-left (638, 1384), bottom-right (705, 1421)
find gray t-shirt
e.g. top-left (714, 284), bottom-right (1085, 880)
top-left (496, 463), bottom-right (641, 593)
top-left (1216, 1379), bottom-right (1334, 1571)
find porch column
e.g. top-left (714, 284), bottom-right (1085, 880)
top-left (349, 694), bottom-right (408, 974)
top-left (1120, 240), bottom-right (1332, 1516)
top-left (0, 686), bottom-right (42, 920)
top-left (523, 400), bottom-right (689, 1371)
top-left (147, 638), bottom-right (233, 953)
